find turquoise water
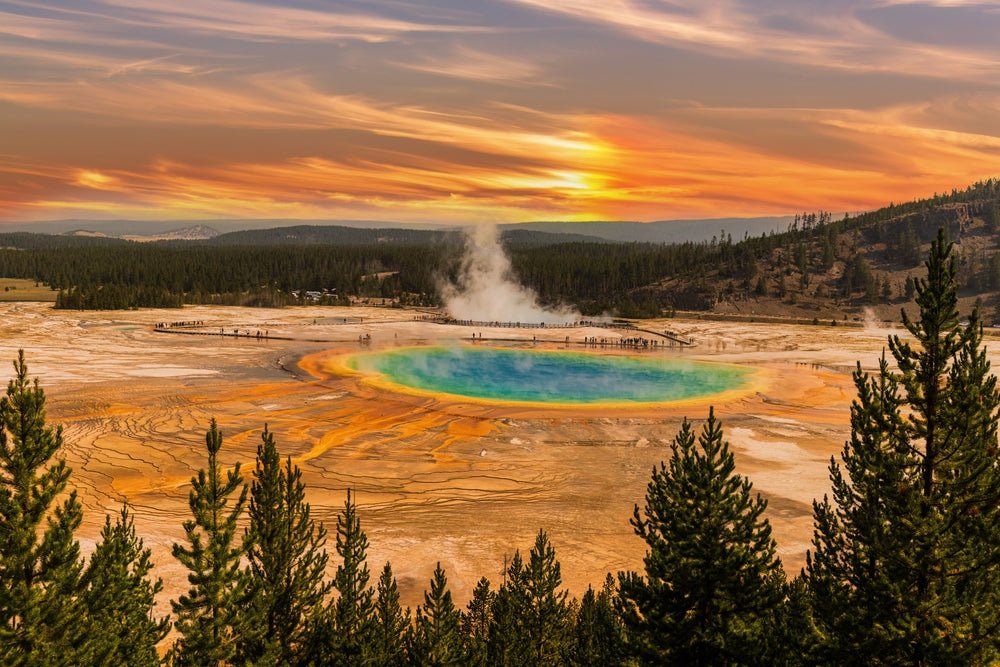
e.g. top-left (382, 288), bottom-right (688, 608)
top-left (348, 346), bottom-right (751, 404)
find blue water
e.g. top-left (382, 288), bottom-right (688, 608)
top-left (348, 346), bottom-right (751, 404)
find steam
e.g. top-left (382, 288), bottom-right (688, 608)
top-left (441, 225), bottom-right (579, 325)
top-left (862, 306), bottom-right (897, 337)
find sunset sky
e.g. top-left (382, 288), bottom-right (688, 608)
top-left (2, 0), bottom-right (999, 224)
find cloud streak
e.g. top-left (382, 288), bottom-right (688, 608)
top-left (506, 0), bottom-right (1000, 81)
top-left (0, 0), bottom-right (998, 222)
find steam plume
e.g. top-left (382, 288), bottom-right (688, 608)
top-left (441, 225), bottom-right (579, 325)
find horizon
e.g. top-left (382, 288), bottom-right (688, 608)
top-left (3, 1), bottom-right (999, 224)
top-left (0, 213), bottom-right (799, 227)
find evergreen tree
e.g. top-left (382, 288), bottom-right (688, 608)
top-left (488, 553), bottom-right (529, 667)
top-left (242, 426), bottom-right (330, 665)
top-left (323, 488), bottom-right (376, 665)
top-left (522, 530), bottom-right (570, 666)
top-left (822, 237), bottom-right (836, 270)
top-left (806, 228), bottom-right (1000, 664)
top-left (170, 419), bottom-right (249, 666)
top-left (81, 505), bottom-right (169, 666)
top-left (371, 562), bottom-right (409, 667)
top-left (986, 200), bottom-right (1000, 233)
top-left (754, 274), bottom-right (767, 296)
top-left (899, 222), bottom-right (922, 266)
top-left (570, 574), bottom-right (627, 667)
top-left (773, 578), bottom-right (820, 665)
top-left (618, 408), bottom-right (786, 666)
top-left (409, 562), bottom-right (464, 666)
top-left (485, 534), bottom-right (572, 667)
top-left (0, 351), bottom-right (88, 665)
top-left (462, 577), bottom-right (494, 667)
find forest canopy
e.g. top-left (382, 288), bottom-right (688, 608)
top-left (1, 179), bottom-right (999, 315)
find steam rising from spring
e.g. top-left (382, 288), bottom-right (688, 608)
top-left (441, 225), bottom-right (580, 325)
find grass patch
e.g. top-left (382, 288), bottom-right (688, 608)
top-left (0, 279), bottom-right (57, 302)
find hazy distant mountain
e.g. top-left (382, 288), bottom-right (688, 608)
top-left (4, 218), bottom-right (445, 236)
top-left (207, 225), bottom-right (603, 246)
top-left (207, 225), bottom-right (450, 246)
top-left (6, 216), bottom-right (793, 245)
top-left (120, 225), bottom-right (220, 242)
top-left (501, 217), bottom-right (794, 244)
top-left (500, 229), bottom-right (604, 245)
top-left (46, 224), bottom-right (218, 242)
top-left (64, 229), bottom-right (113, 238)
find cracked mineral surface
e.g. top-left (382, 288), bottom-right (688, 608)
top-left (4, 302), bottom-right (948, 609)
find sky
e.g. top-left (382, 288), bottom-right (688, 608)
top-left (1, 0), bottom-right (999, 224)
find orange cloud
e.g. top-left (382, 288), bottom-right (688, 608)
top-left (3, 98), bottom-right (996, 223)
top-left (1, 1), bottom-right (998, 223)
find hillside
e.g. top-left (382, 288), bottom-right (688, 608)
top-left (502, 216), bottom-right (792, 244)
top-left (122, 225), bottom-right (220, 242)
top-left (632, 180), bottom-right (1000, 323)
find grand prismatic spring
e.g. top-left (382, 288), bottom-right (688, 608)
top-left (345, 346), bottom-right (754, 405)
top-left (0, 303), bottom-right (883, 608)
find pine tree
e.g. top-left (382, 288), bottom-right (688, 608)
top-left (325, 488), bottom-right (376, 664)
top-left (371, 562), bottom-right (409, 666)
top-left (522, 530), bottom-right (570, 666)
top-left (0, 351), bottom-right (88, 665)
top-left (805, 228), bottom-right (1000, 664)
top-left (81, 505), bottom-right (169, 666)
top-left (242, 426), bottom-right (331, 665)
top-left (986, 200), bottom-right (1000, 233)
top-left (570, 574), bottom-right (627, 666)
top-left (488, 553), bottom-right (528, 667)
top-left (170, 419), bottom-right (249, 666)
top-left (617, 408), bottom-right (786, 666)
top-left (485, 534), bottom-right (572, 667)
top-left (462, 577), bottom-right (494, 667)
top-left (409, 562), bottom-right (464, 666)
top-left (773, 577), bottom-right (819, 664)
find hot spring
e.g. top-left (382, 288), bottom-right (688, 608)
top-left (345, 346), bottom-right (754, 405)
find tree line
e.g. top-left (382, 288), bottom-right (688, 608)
top-left (3, 231), bottom-right (1000, 664)
top-left (0, 236), bottom-right (712, 314)
top-left (2, 179), bottom-right (1000, 314)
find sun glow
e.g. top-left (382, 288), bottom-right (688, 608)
top-left (1, 1), bottom-right (997, 222)
top-left (75, 170), bottom-right (118, 190)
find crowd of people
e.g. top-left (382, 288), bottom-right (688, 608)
top-left (420, 315), bottom-right (636, 330)
top-left (154, 319), bottom-right (205, 328)
top-left (582, 336), bottom-right (665, 349)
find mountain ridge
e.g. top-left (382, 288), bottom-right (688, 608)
top-left (4, 216), bottom-right (794, 244)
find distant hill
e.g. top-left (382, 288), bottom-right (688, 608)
top-left (502, 217), bottom-right (793, 244)
top-left (206, 224), bottom-right (450, 246)
top-left (2, 180), bottom-right (1000, 319)
top-left (64, 229), bottom-right (113, 238)
top-left (5, 216), bottom-right (792, 244)
top-left (500, 228), bottom-right (605, 245)
top-left (206, 224), bottom-right (603, 246)
top-left (1, 218), bottom-right (447, 236)
top-left (0, 232), bottom-right (129, 249)
top-left (628, 182), bottom-right (1000, 321)
top-left (122, 225), bottom-right (220, 242)
top-left (61, 224), bottom-right (220, 242)
top-left (0, 225), bottom-right (604, 251)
